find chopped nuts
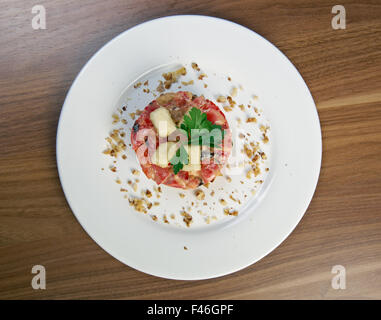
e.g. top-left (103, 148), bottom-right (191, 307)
top-left (195, 189), bottom-right (205, 200)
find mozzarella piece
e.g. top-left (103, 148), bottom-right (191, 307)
top-left (150, 107), bottom-right (177, 137)
top-left (182, 164), bottom-right (201, 172)
top-left (184, 145), bottom-right (201, 165)
top-left (181, 145), bottom-right (201, 172)
top-left (151, 142), bottom-right (177, 168)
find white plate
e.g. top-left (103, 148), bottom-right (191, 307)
top-left (57, 15), bottom-right (322, 280)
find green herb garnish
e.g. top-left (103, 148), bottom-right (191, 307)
top-left (170, 107), bottom-right (225, 174)
top-left (170, 144), bottom-right (189, 174)
top-left (180, 107), bottom-right (225, 148)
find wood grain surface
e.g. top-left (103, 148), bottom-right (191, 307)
top-left (1, 0), bottom-right (381, 299)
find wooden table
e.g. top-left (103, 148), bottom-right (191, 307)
top-left (1, 0), bottom-right (380, 300)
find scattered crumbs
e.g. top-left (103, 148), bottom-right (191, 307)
top-left (128, 197), bottom-right (147, 214)
top-left (133, 82), bottom-right (142, 89)
top-left (217, 95), bottom-right (226, 103)
top-left (262, 134), bottom-right (269, 144)
top-left (120, 188), bottom-right (128, 192)
top-left (191, 62), bottom-right (200, 71)
top-left (162, 66), bottom-right (186, 89)
top-left (238, 104), bottom-right (245, 111)
top-left (247, 117), bottom-right (257, 123)
top-left (145, 189), bottom-right (152, 198)
top-left (181, 80), bottom-right (194, 86)
top-left (143, 88), bottom-right (150, 93)
top-left (131, 169), bottom-right (140, 176)
top-left (143, 80), bottom-right (149, 86)
top-left (153, 202), bottom-right (160, 206)
top-left (219, 199), bottom-right (227, 206)
top-left (181, 211), bottom-right (193, 227)
top-left (151, 215), bottom-right (158, 221)
top-left (129, 112), bottom-right (136, 120)
top-left (198, 73), bottom-right (207, 80)
top-left (112, 113), bottom-right (120, 124)
top-left (156, 80), bottom-right (165, 92)
top-left (224, 208), bottom-right (239, 216)
top-left (195, 189), bottom-right (205, 200)
top-left (163, 215), bottom-right (169, 224)
top-left (223, 106), bottom-right (233, 112)
top-left (179, 193), bottom-right (185, 198)
top-left (239, 133), bottom-right (245, 139)
top-left (227, 96), bottom-right (236, 107)
top-left (110, 166), bottom-right (117, 172)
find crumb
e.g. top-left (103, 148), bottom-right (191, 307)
top-left (224, 208), bottom-right (238, 216)
top-left (227, 76), bottom-right (231, 81)
top-left (217, 96), bottom-right (226, 103)
top-left (153, 202), bottom-right (160, 206)
top-left (226, 176), bottom-right (232, 183)
top-left (132, 183), bottom-right (138, 192)
top-left (131, 169), bottom-right (140, 176)
top-left (181, 211), bottom-right (193, 227)
top-left (195, 189), bottom-right (205, 200)
top-left (151, 215), bottom-right (158, 221)
top-left (181, 80), bottom-right (194, 86)
top-left (163, 215), bottom-right (169, 224)
top-left (179, 193), bottom-right (185, 198)
top-left (115, 178), bottom-right (121, 184)
top-left (133, 82), bottom-right (142, 89)
top-left (239, 133), bottom-right (245, 139)
top-left (145, 189), bottom-right (152, 198)
top-left (112, 113), bottom-right (120, 124)
top-left (231, 87), bottom-right (238, 97)
top-left (219, 199), bottom-right (227, 205)
top-left (246, 117), bottom-right (257, 123)
top-left (144, 80), bottom-right (148, 86)
top-left (122, 154), bottom-right (127, 160)
top-left (238, 104), bottom-right (245, 111)
top-left (191, 62), bottom-right (200, 71)
top-left (198, 73), bottom-right (207, 80)
top-left (184, 246), bottom-right (188, 250)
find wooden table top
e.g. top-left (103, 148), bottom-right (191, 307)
top-left (1, 0), bottom-right (380, 300)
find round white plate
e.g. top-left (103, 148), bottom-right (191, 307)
top-left (57, 15), bottom-right (321, 280)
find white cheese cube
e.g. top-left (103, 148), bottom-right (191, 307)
top-left (150, 107), bottom-right (177, 137)
top-left (184, 144), bottom-right (201, 165)
top-left (151, 142), bottom-right (177, 167)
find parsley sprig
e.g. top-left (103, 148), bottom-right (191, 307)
top-left (169, 107), bottom-right (225, 174)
